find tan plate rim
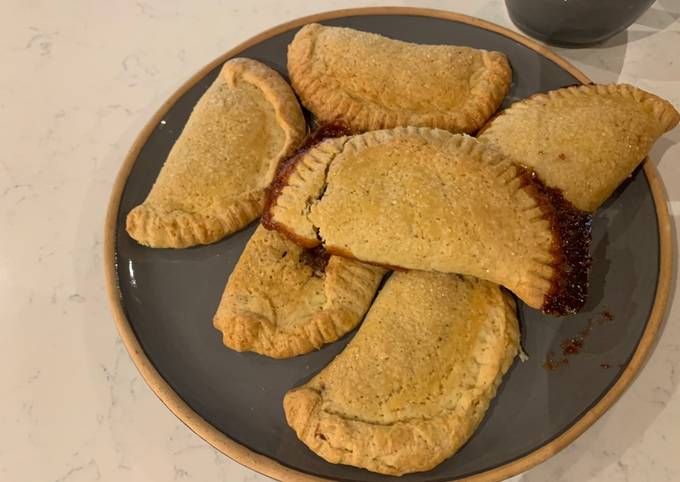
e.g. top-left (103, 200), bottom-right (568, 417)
top-left (103, 7), bottom-right (674, 482)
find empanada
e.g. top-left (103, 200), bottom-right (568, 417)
top-left (284, 271), bottom-right (519, 475)
top-left (126, 58), bottom-right (306, 248)
top-left (265, 127), bottom-right (591, 315)
top-left (478, 83), bottom-right (679, 211)
top-left (212, 225), bottom-right (385, 358)
top-left (288, 23), bottom-right (511, 133)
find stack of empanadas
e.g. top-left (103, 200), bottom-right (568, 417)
top-left (126, 23), bottom-right (679, 476)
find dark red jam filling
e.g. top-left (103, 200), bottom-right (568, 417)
top-left (517, 168), bottom-right (592, 315)
top-left (299, 245), bottom-right (331, 277)
top-left (262, 124), bottom-right (351, 233)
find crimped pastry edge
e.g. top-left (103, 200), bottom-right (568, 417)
top-left (266, 126), bottom-right (592, 314)
top-left (283, 276), bottom-right (519, 476)
top-left (126, 57), bottom-right (306, 248)
top-left (262, 125), bottom-right (352, 246)
top-left (126, 192), bottom-right (263, 248)
top-left (479, 83), bottom-right (680, 137)
top-left (287, 23), bottom-right (512, 134)
top-left (213, 245), bottom-right (386, 359)
top-left (477, 83), bottom-right (680, 212)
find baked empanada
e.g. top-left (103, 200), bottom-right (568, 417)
top-left (288, 23), bottom-right (511, 133)
top-left (478, 83), bottom-right (679, 211)
top-left (126, 58), bottom-right (306, 248)
top-left (284, 271), bottom-right (519, 475)
top-left (265, 127), bottom-right (591, 315)
top-left (212, 225), bottom-right (385, 358)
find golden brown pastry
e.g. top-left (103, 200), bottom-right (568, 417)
top-left (212, 225), bottom-right (385, 358)
top-left (287, 23), bottom-right (511, 133)
top-left (126, 58), bottom-right (306, 248)
top-left (284, 271), bottom-right (519, 475)
top-left (265, 127), bottom-right (591, 315)
top-left (478, 83), bottom-right (679, 211)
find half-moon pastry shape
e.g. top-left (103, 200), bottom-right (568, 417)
top-left (287, 23), bottom-right (512, 133)
top-left (264, 127), bottom-right (591, 315)
top-left (478, 83), bottom-right (679, 212)
top-left (126, 58), bottom-right (306, 248)
top-left (284, 271), bottom-right (519, 475)
top-left (212, 225), bottom-right (385, 358)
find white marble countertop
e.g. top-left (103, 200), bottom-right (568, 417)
top-left (1, 1), bottom-right (678, 481)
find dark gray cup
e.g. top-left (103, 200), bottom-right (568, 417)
top-left (505, 0), bottom-right (655, 47)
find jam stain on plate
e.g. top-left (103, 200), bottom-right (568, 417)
top-left (543, 310), bottom-right (615, 372)
top-left (543, 351), bottom-right (569, 371)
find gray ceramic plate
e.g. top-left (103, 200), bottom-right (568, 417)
top-left (105, 8), bottom-right (672, 482)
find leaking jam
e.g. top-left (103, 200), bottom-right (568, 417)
top-left (516, 167), bottom-right (592, 315)
top-left (262, 123), bottom-right (351, 241)
top-left (477, 86), bottom-right (593, 315)
top-left (561, 336), bottom-right (584, 355)
top-left (300, 245), bottom-right (331, 277)
top-left (264, 123), bottom-right (590, 309)
top-left (543, 351), bottom-right (569, 371)
top-left (543, 310), bottom-right (616, 372)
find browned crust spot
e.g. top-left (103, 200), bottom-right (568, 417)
top-left (299, 245), bottom-right (331, 276)
top-left (517, 168), bottom-right (592, 315)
